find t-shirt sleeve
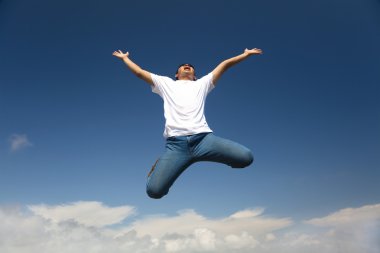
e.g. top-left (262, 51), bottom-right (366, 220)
top-left (199, 72), bottom-right (215, 93)
top-left (150, 73), bottom-right (173, 95)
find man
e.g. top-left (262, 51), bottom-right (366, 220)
top-left (113, 48), bottom-right (263, 199)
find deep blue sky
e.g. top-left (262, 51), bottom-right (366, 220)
top-left (1, 0), bottom-right (379, 220)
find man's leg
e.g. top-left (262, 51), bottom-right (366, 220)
top-left (146, 138), bottom-right (192, 199)
top-left (193, 133), bottom-right (253, 168)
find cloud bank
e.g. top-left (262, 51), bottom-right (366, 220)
top-left (0, 202), bottom-right (379, 253)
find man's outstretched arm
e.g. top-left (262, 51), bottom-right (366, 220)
top-left (212, 48), bottom-right (263, 85)
top-left (113, 50), bottom-right (154, 86)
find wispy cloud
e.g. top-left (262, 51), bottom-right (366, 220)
top-left (28, 201), bottom-right (136, 228)
top-left (0, 202), bottom-right (379, 253)
top-left (306, 203), bottom-right (380, 227)
top-left (8, 134), bottom-right (32, 152)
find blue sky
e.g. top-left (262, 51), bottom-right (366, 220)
top-left (1, 0), bottom-right (379, 252)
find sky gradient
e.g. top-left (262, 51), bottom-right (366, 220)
top-left (1, 0), bottom-right (379, 252)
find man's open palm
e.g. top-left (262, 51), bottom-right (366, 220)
top-left (245, 48), bottom-right (263, 55)
top-left (113, 50), bottom-right (129, 59)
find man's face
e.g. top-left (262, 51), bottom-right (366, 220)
top-left (176, 64), bottom-right (196, 80)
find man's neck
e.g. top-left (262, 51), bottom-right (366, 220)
top-left (177, 77), bottom-right (193, 81)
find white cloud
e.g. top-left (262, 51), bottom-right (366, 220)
top-left (302, 204), bottom-right (380, 253)
top-left (224, 231), bottom-right (259, 249)
top-left (0, 202), bottom-right (379, 253)
top-left (125, 208), bottom-right (291, 239)
top-left (28, 201), bottom-right (136, 228)
top-left (9, 134), bottom-right (32, 152)
top-left (306, 203), bottom-right (380, 227)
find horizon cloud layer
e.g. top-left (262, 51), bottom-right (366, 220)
top-left (0, 201), bottom-right (379, 253)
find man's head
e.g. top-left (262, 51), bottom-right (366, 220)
top-left (175, 63), bottom-right (196, 81)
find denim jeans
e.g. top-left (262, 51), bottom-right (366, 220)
top-left (146, 132), bottom-right (253, 199)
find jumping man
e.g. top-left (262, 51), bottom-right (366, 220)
top-left (113, 48), bottom-right (263, 199)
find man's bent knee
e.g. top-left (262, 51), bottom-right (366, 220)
top-left (146, 185), bottom-right (168, 199)
top-left (232, 150), bottom-right (254, 168)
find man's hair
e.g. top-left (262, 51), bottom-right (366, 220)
top-left (175, 63), bottom-right (196, 80)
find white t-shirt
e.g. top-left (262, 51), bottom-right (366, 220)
top-left (151, 72), bottom-right (215, 138)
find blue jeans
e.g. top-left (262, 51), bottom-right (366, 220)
top-left (146, 132), bottom-right (253, 199)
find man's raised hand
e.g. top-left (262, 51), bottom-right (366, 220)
top-left (113, 50), bottom-right (129, 59)
top-left (244, 48), bottom-right (263, 56)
